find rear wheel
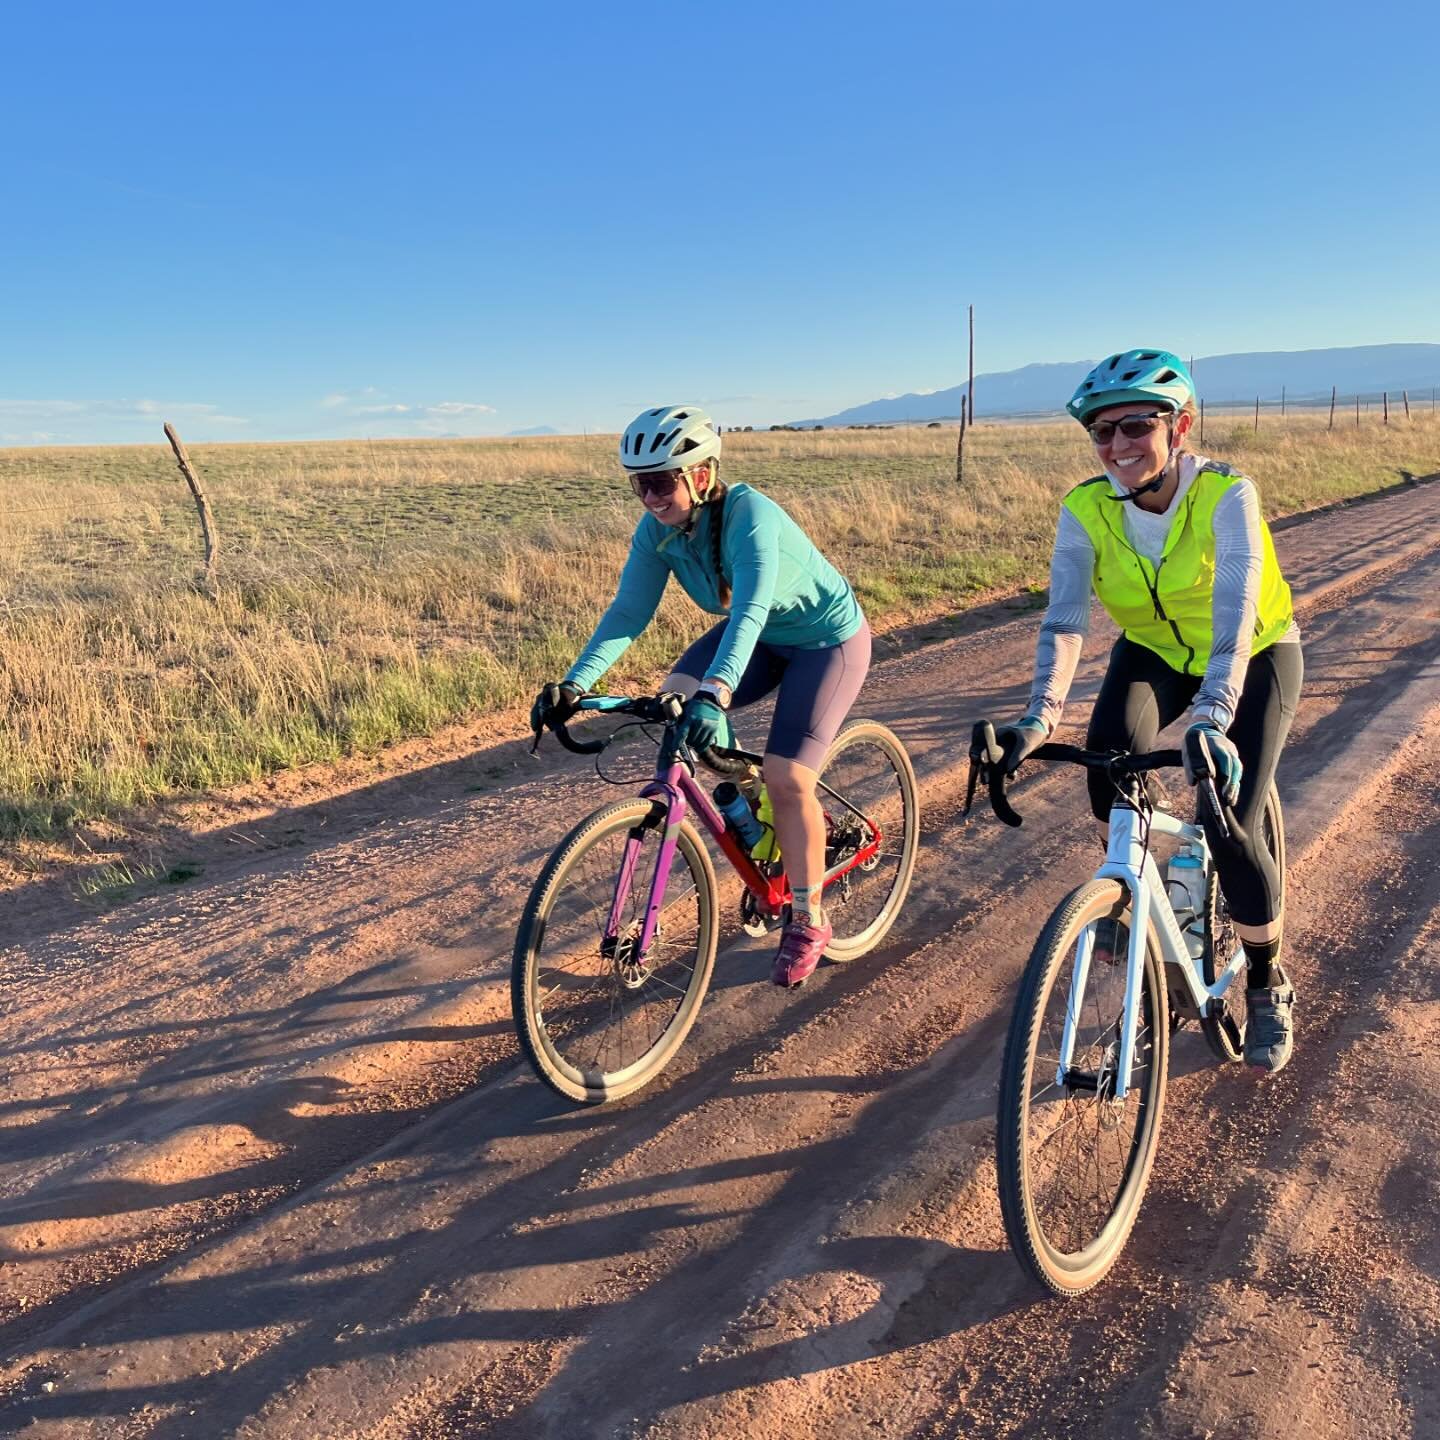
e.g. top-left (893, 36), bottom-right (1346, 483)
top-left (1199, 783), bottom-right (1284, 1063)
top-left (512, 799), bottom-right (718, 1104)
top-left (814, 721), bottom-right (920, 962)
top-left (997, 879), bottom-right (1169, 1295)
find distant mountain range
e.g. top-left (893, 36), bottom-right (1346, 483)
top-left (507, 424), bottom-right (559, 436)
top-left (786, 343), bottom-right (1440, 427)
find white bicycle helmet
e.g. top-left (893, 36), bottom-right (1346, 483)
top-left (620, 405), bottom-right (722, 473)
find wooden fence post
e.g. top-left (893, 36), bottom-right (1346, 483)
top-left (967, 304), bottom-right (976, 432)
top-left (955, 392), bottom-right (967, 484)
top-left (164, 422), bottom-right (219, 597)
top-left (1254, 396), bottom-right (1260, 432)
top-left (1328, 385), bottom-right (1336, 430)
top-left (1383, 392), bottom-right (1390, 425)
top-left (1402, 389), bottom-right (1411, 420)
top-left (1281, 385), bottom-right (1286, 417)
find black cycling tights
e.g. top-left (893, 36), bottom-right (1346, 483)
top-left (1086, 637), bottom-right (1304, 947)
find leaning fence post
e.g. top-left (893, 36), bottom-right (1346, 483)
top-left (1402, 389), bottom-right (1411, 420)
top-left (1328, 385), bottom-right (1336, 430)
top-left (164, 422), bottom-right (219, 597)
top-left (1254, 395), bottom-right (1260, 432)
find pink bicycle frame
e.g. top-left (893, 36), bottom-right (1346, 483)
top-left (604, 756), bottom-right (883, 963)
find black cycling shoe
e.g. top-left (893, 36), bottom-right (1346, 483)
top-left (1244, 967), bottom-right (1296, 1073)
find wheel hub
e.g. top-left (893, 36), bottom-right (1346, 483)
top-left (609, 926), bottom-right (653, 989)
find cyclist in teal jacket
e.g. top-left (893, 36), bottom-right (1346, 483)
top-left (532, 405), bottom-right (871, 987)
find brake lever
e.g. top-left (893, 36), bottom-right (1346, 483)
top-left (1200, 776), bottom-right (1233, 842)
top-left (967, 721), bottom-right (1024, 827)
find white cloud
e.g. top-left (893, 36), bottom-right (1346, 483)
top-left (315, 392), bottom-right (499, 431)
top-left (0, 399), bottom-right (91, 419)
top-left (0, 398), bottom-right (247, 428)
top-left (425, 401), bottom-right (496, 416)
top-left (135, 399), bottom-right (247, 423)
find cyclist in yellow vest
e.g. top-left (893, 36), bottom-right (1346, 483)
top-left (994, 350), bottom-right (1303, 1072)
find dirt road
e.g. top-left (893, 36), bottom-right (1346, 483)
top-left (3, 478), bottom-right (1439, 1439)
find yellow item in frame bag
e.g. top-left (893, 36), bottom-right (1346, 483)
top-left (751, 785), bottom-right (781, 863)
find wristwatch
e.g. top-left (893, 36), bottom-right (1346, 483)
top-left (699, 678), bottom-right (732, 709)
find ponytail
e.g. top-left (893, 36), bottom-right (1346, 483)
top-left (706, 481), bottom-right (732, 608)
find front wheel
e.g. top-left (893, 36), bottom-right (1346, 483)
top-left (512, 798), bottom-right (719, 1104)
top-left (815, 720), bottom-right (920, 962)
top-left (996, 878), bottom-right (1169, 1295)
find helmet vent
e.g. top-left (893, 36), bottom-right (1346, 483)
top-left (1121, 368), bottom-right (1140, 381)
top-left (1156, 368), bottom-right (1178, 383)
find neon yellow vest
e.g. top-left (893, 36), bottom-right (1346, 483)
top-left (1062, 462), bottom-right (1293, 676)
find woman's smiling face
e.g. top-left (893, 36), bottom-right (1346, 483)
top-left (630, 462), bottom-right (712, 526)
top-left (1088, 403), bottom-right (1190, 487)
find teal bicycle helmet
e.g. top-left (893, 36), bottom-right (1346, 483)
top-left (1067, 349), bottom-right (1195, 425)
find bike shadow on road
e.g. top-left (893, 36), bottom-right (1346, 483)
top-left (2, 935), bottom-right (1044, 1437)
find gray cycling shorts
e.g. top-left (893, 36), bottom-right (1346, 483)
top-left (675, 620), bottom-right (872, 771)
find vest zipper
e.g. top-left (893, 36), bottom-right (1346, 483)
top-left (1120, 537), bottom-right (1196, 673)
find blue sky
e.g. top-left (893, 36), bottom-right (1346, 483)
top-left (3, 0), bottom-right (1437, 445)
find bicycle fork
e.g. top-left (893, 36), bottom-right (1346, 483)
top-left (1053, 909), bottom-right (1147, 1105)
top-left (602, 780), bottom-right (688, 975)
top-left (1057, 810), bottom-right (1174, 1103)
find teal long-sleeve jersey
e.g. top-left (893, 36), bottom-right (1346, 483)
top-left (564, 483), bottom-right (864, 694)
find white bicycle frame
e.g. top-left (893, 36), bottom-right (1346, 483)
top-left (1055, 801), bottom-right (1248, 1101)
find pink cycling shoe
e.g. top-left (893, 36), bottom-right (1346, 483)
top-left (772, 917), bottom-right (833, 987)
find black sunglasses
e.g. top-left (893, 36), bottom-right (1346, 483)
top-left (1086, 412), bottom-right (1172, 446)
top-left (628, 468), bottom-right (686, 499)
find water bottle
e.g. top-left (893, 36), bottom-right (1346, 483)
top-left (1167, 846), bottom-right (1207, 960)
top-left (714, 781), bottom-right (765, 851)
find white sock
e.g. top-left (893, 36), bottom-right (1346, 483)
top-left (794, 882), bottom-right (824, 927)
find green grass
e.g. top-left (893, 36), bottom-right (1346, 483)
top-left (1, 416), bottom-right (1436, 840)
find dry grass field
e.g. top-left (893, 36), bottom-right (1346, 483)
top-left (1, 414), bottom-right (1436, 841)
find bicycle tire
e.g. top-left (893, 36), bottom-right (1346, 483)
top-left (997, 877), bottom-right (1169, 1295)
top-left (512, 797), bottom-right (719, 1104)
top-left (815, 720), bottom-right (920, 963)
top-left (1199, 782), bottom-right (1285, 1063)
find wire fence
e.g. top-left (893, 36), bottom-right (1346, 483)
top-left (2, 401), bottom-right (1437, 607)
